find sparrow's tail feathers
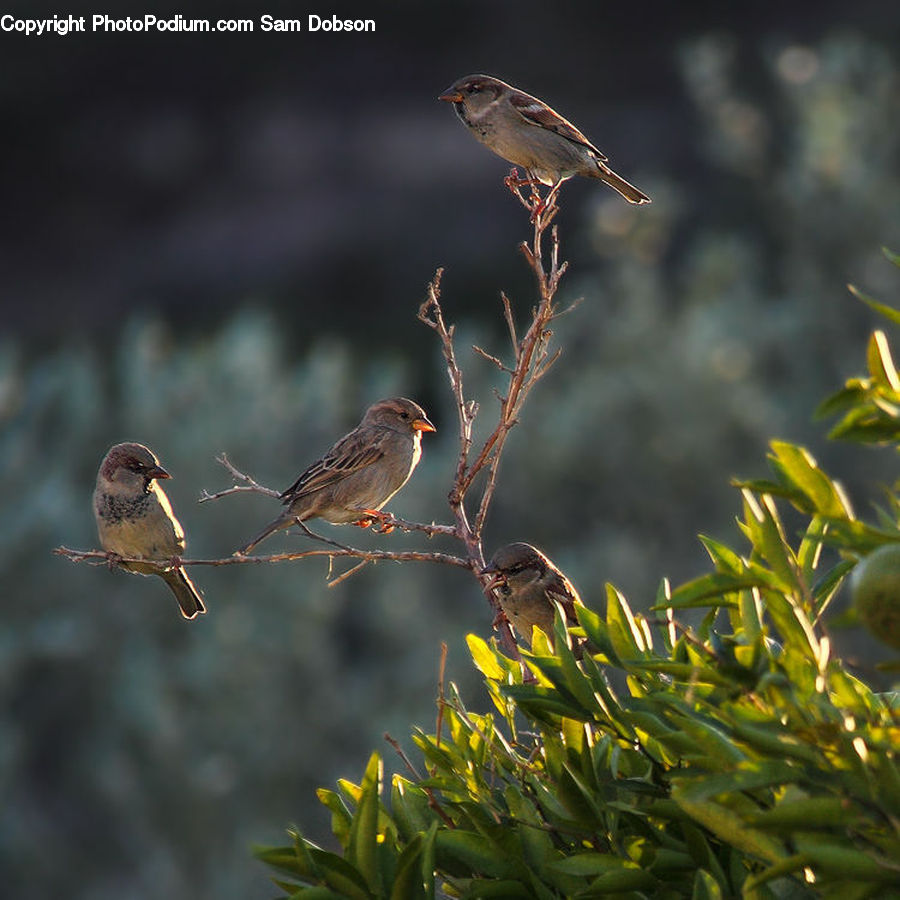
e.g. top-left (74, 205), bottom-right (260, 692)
top-left (596, 163), bottom-right (651, 204)
top-left (237, 515), bottom-right (288, 556)
top-left (165, 567), bottom-right (206, 619)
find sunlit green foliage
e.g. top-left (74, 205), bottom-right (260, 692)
top-left (259, 256), bottom-right (900, 898)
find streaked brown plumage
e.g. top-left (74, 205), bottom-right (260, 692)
top-left (483, 542), bottom-right (581, 646)
top-left (94, 442), bottom-right (206, 619)
top-left (439, 74), bottom-right (650, 205)
top-left (238, 397), bottom-right (436, 555)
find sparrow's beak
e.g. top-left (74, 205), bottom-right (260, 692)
top-left (480, 562), bottom-right (505, 591)
top-left (438, 89), bottom-right (464, 103)
top-left (147, 464), bottom-right (171, 480)
top-left (413, 416), bottom-right (436, 434)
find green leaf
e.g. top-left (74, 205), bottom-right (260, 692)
top-left (815, 382), bottom-right (870, 421)
top-left (467, 633), bottom-right (507, 680)
top-left (738, 588), bottom-right (763, 643)
top-left (699, 534), bottom-right (745, 574)
top-left (389, 834), bottom-right (427, 900)
top-left (347, 752), bottom-right (382, 892)
top-left (672, 760), bottom-right (798, 798)
top-left (850, 282), bottom-right (900, 326)
top-left (667, 715), bottom-right (748, 768)
top-left (255, 844), bottom-right (314, 880)
top-left (503, 683), bottom-right (589, 721)
top-left (547, 852), bottom-right (640, 877)
top-left (547, 852), bottom-right (662, 892)
top-left (747, 797), bottom-right (867, 830)
top-left (434, 830), bottom-right (519, 879)
top-left (317, 789), bottom-right (352, 849)
top-left (768, 441), bottom-right (851, 519)
top-left (275, 849), bottom-right (372, 899)
top-left (793, 835), bottom-right (897, 881)
top-left (672, 780), bottom-right (787, 866)
top-left (662, 572), bottom-right (761, 609)
top-left (727, 719), bottom-right (821, 765)
top-left (810, 558), bottom-right (855, 618)
top-left (606, 585), bottom-right (649, 659)
top-left (391, 778), bottom-right (434, 841)
top-left (585, 867), bottom-right (660, 892)
top-left (740, 490), bottom-right (801, 594)
top-left (574, 603), bottom-right (622, 666)
top-left (866, 330), bottom-right (900, 390)
top-left (692, 869), bottom-right (724, 900)
top-left (504, 785), bottom-right (556, 871)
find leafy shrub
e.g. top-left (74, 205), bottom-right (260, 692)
top-left (257, 255), bottom-right (900, 898)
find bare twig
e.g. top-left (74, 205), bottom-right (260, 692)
top-left (199, 453), bottom-right (280, 502)
top-left (326, 559), bottom-right (370, 588)
top-left (471, 345), bottom-right (514, 374)
top-left (502, 293), bottom-right (518, 350)
top-left (374, 513), bottom-right (457, 539)
top-left (54, 545), bottom-right (471, 570)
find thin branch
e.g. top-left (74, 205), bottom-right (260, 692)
top-left (199, 453), bottom-right (280, 502)
top-left (471, 344), bottom-right (514, 374)
top-left (374, 513), bottom-right (458, 539)
top-left (502, 293), bottom-right (518, 351)
top-left (419, 273), bottom-right (482, 569)
top-left (54, 545), bottom-right (472, 570)
top-left (326, 559), bottom-right (370, 588)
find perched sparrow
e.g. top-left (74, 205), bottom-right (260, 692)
top-left (94, 442), bottom-right (206, 619)
top-left (238, 397), bottom-right (436, 555)
top-left (439, 74), bottom-right (650, 205)
top-left (483, 542), bottom-right (581, 646)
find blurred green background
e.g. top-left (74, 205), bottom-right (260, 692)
top-left (2, 1), bottom-right (900, 897)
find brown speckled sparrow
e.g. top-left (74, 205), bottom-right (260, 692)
top-left (483, 542), bottom-right (581, 646)
top-left (439, 74), bottom-right (650, 205)
top-left (238, 397), bottom-right (436, 555)
top-left (94, 442), bottom-right (206, 619)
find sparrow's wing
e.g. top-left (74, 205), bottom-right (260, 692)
top-left (152, 485), bottom-right (187, 553)
top-left (545, 569), bottom-right (581, 624)
top-left (280, 428), bottom-right (387, 502)
top-left (509, 92), bottom-right (607, 161)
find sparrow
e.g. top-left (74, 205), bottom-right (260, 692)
top-left (482, 542), bottom-right (581, 647)
top-left (439, 74), bottom-right (650, 205)
top-left (237, 397), bottom-right (436, 555)
top-left (93, 442), bottom-right (206, 619)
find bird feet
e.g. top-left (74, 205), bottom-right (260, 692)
top-left (503, 167), bottom-right (556, 223)
top-left (352, 509), bottom-right (396, 533)
top-left (504, 166), bottom-right (538, 190)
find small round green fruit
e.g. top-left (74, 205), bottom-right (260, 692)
top-left (850, 544), bottom-right (900, 650)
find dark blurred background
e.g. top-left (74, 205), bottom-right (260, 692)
top-left (2, 1), bottom-right (900, 897)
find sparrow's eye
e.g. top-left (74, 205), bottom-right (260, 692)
top-left (399, 410), bottom-right (410, 419)
top-left (466, 83), bottom-right (480, 94)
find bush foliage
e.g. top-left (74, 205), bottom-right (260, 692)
top-left (257, 255), bottom-right (900, 898)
